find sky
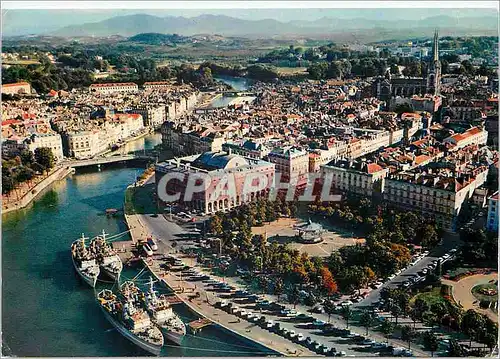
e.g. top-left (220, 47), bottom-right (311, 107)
top-left (2, 8), bottom-right (498, 36)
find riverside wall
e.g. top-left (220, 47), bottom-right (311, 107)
top-left (2, 166), bottom-right (74, 214)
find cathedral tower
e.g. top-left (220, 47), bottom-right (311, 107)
top-left (426, 29), bottom-right (441, 95)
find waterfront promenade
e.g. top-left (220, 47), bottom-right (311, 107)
top-left (2, 166), bottom-right (74, 214)
top-left (125, 214), bottom-right (316, 356)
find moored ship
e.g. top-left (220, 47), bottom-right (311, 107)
top-left (91, 230), bottom-right (123, 282)
top-left (71, 234), bottom-right (100, 287)
top-left (143, 278), bottom-right (186, 345)
top-left (97, 288), bottom-right (164, 356)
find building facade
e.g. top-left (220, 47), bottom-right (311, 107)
top-left (155, 151), bottom-right (275, 214)
top-left (26, 133), bottom-right (64, 162)
top-left (267, 147), bottom-right (309, 184)
top-left (2, 82), bottom-right (31, 95)
top-left (486, 192), bottom-right (498, 232)
top-left (321, 159), bottom-right (388, 197)
top-left (89, 82), bottom-right (138, 95)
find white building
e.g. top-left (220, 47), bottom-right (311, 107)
top-left (89, 82), bottom-right (138, 95)
top-left (26, 133), bottom-right (64, 162)
top-left (67, 131), bottom-right (107, 159)
top-left (2, 82), bottom-right (31, 95)
top-left (384, 167), bottom-right (489, 231)
top-left (130, 106), bottom-right (165, 128)
top-left (486, 191), bottom-right (498, 232)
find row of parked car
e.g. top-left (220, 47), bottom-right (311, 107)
top-left (400, 249), bottom-right (456, 289)
top-left (214, 296), bottom-right (346, 356)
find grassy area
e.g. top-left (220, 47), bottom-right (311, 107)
top-left (410, 287), bottom-right (448, 307)
top-left (3, 60), bottom-right (40, 65)
top-left (124, 183), bottom-right (160, 215)
top-left (275, 67), bottom-right (308, 75)
top-left (472, 283), bottom-right (498, 301)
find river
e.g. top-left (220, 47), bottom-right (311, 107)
top-left (1, 131), bottom-right (270, 357)
top-left (210, 76), bottom-right (253, 108)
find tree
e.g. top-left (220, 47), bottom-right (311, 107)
top-left (401, 325), bottom-right (415, 349)
top-left (340, 305), bottom-right (353, 329)
top-left (274, 277), bottom-right (284, 301)
top-left (34, 147), bottom-right (55, 172)
top-left (288, 285), bottom-right (300, 309)
top-left (390, 64), bottom-right (400, 75)
top-left (320, 266), bottom-right (338, 296)
top-left (359, 310), bottom-right (376, 335)
top-left (390, 304), bottom-right (402, 325)
top-left (324, 300), bottom-right (336, 323)
top-left (209, 213), bottom-right (223, 235)
top-left (2, 173), bottom-right (15, 194)
top-left (448, 339), bottom-right (466, 357)
top-left (307, 62), bottom-right (329, 80)
top-left (423, 331), bottom-right (439, 357)
top-left (380, 319), bottom-right (395, 343)
top-left (20, 150), bottom-right (34, 165)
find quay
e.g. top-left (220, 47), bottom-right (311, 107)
top-left (125, 215), bottom-right (317, 357)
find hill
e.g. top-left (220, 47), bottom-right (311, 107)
top-left (50, 14), bottom-right (499, 40)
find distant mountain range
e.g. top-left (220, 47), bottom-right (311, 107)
top-left (48, 14), bottom-right (498, 39)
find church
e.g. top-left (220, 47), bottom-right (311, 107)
top-left (373, 30), bottom-right (441, 101)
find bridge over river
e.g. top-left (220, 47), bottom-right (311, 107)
top-left (63, 153), bottom-right (156, 169)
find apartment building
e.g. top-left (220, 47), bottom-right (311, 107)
top-left (89, 82), bottom-right (138, 95)
top-left (26, 133), bottom-right (64, 162)
top-left (321, 159), bottom-right (388, 197)
top-left (486, 192), bottom-right (498, 232)
top-left (2, 82), bottom-right (32, 95)
top-left (267, 146), bottom-right (309, 184)
top-left (384, 166), bottom-right (489, 231)
top-left (67, 131), bottom-right (107, 159)
top-left (222, 140), bottom-right (270, 159)
top-left (443, 127), bottom-right (488, 151)
top-left (155, 151), bottom-right (275, 214)
top-left (162, 122), bottom-right (226, 156)
top-left (130, 105), bottom-right (166, 128)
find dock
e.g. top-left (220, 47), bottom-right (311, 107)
top-left (188, 318), bottom-right (212, 334)
top-left (125, 213), bottom-right (318, 356)
top-left (141, 256), bottom-right (317, 356)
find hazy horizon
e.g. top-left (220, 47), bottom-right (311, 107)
top-left (3, 8), bottom-right (499, 36)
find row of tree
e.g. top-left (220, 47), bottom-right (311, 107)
top-left (2, 148), bottom-right (55, 195)
top-left (308, 196), bottom-right (441, 249)
top-left (381, 287), bottom-right (498, 352)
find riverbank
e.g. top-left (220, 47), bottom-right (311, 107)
top-left (2, 166), bottom-right (74, 214)
top-left (122, 180), bottom-right (311, 356)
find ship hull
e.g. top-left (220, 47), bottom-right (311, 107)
top-left (99, 305), bottom-right (163, 356)
top-left (71, 254), bottom-right (98, 288)
top-left (160, 326), bottom-right (185, 346)
top-left (101, 266), bottom-right (121, 282)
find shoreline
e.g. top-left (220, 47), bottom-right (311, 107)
top-left (2, 166), bottom-right (74, 215)
top-left (122, 180), bottom-right (311, 357)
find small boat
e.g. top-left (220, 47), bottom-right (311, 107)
top-left (106, 208), bottom-right (119, 216)
top-left (71, 233), bottom-right (100, 287)
top-left (97, 288), bottom-right (164, 356)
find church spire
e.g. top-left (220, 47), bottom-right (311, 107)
top-left (433, 29), bottom-right (439, 62)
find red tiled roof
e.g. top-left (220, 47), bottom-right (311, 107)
top-left (144, 81), bottom-right (170, 85)
top-left (90, 82), bottom-right (137, 88)
top-left (366, 163), bottom-right (384, 174)
top-left (2, 82), bottom-right (30, 87)
top-left (415, 155), bottom-right (431, 165)
top-left (2, 119), bottom-right (23, 126)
